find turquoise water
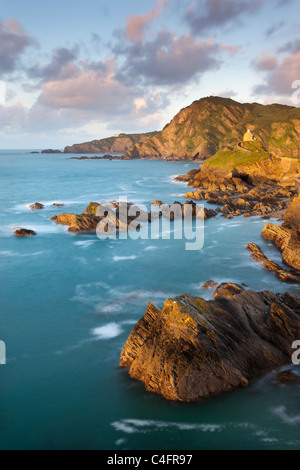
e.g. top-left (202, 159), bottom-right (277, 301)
top-left (0, 150), bottom-right (300, 450)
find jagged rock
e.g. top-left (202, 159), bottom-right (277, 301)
top-left (247, 243), bottom-right (300, 283)
top-left (151, 200), bottom-right (165, 205)
top-left (14, 228), bottom-right (36, 237)
top-left (262, 194), bottom-right (300, 272)
top-left (120, 285), bottom-right (300, 402)
top-left (201, 280), bottom-right (218, 289)
top-left (213, 282), bottom-right (245, 298)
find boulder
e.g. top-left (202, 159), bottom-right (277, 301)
top-left (120, 285), bottom-right (300, 402)
top-left (14, 228), bottom-right (36, 237)
top-left (29, 202), bottom-right (44, 210)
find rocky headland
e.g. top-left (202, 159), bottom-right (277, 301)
top-left (124, 96), bottom-right (300, 160)
top-left (63, 131), bottom-right (158, 155)
top-left (176, 141), bottom-right (299, 218)
top-left (120, 282), bottom-right (300, 402)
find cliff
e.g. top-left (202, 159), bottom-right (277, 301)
top-left (120, 283), bottom-right (300, 402)
top-left (124, 96), bottom-right (300, 160)
top-left (64, 131), bottom-right (158, 154)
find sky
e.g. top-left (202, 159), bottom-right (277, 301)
top-left (0, 0), bottom-right (299, 148)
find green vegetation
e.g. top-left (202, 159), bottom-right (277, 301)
top-left (204, 149), bottom-right (270, 170)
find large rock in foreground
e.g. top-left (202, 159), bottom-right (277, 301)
top-left (120, 284), bottom-right (300, 402)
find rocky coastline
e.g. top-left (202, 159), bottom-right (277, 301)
top-left (118, 149), bottom-right (300, 402)
top-left (17, 97), bottom-right (300, 404)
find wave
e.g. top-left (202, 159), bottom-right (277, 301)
top-left (272, 406), bottom-right (300, 425)
top-left (0, 250), bottom-right (46, 257)
top-left (113, 255), bottom-right (137, 261)
top-left (73, 240), bottom-right (97, 249)
top-left (111, 419), bottom-right (223, 434)
top-left (72, 282), bottom-right (175, 313)
top-left (92, 322), bottom-right (123, 340)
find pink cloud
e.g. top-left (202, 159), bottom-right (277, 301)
top-left (39, 59), bottom-right (129, 111)
top-left (254, 50), bottom-right (300, 95)
top-left (126, 7), bottom-right (161, 43)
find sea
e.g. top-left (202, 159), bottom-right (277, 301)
top-left (0, 150), bottom-right (299, 450)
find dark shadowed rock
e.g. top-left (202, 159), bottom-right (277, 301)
top-left (276, 370), bottom-right (300, 385)
top-left (120, 285), bottom-right (300, 402)
top-left (14, 228), bottom-right (36, 237)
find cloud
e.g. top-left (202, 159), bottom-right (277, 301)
top-left (253, 54), bottom-right (278, 71)
top-left (27, 46), bottom-right (80, 84)
top-left (114, 31), bottom-right (237, 86)
top-left (265, 21), bottom-right (285, 37)
top-left (253, 50), bottom-right (300, 96)
top-left (0, 19), bottom-right (36, 75)
top-left (278, 39), bottom-right (300, 54)
top-left (38, 57), bottom-right (133, 112)
top-left (126, 8), bottom-right (161, 43)
top-left (217, 88), bottom-right (238, 98)
top-left (184, 0), bottom-right (264, 35)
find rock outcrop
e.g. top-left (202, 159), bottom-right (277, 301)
top-left (177, 151), bottom-right (299, 218)
top-left (262, 193), bottom-right (300, 272)
top-left (14, 228), bottom-right (36, 237)
top-left (120, 283), bottom-right (300, 402)
top-left (52, 200), bottom-right (216, 233)
top-left (247, 243), bottom-right (300, 283)
top-left (29, 202), bottom-right (44, 210)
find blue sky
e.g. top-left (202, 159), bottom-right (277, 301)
top-left (0, 0), bottom-right (299, 148)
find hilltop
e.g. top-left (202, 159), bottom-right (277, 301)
top-left (124, 96), bottom-right (300, 160)
top-left (63, 131), bottom-right (158, 154)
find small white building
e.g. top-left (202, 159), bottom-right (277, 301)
top-left (243, 129), bottom-right (256, 142)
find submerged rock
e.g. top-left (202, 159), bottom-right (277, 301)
top-left (276, 370), bottom-right (300, 385)
top-left (120, 285), bottom-right (300, 402)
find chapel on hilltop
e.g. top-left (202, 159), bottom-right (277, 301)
top-left (243, 129), bottom-right (257, 142)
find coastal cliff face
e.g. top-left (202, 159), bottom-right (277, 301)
top-left (124, 97), bottom-right (300, 160)
top-left (120, 283), bottom-right (300, 402)
top-left (64, 131), bottom-right (158, 154)
top-left (262, 193), bottom-right (300, 272)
